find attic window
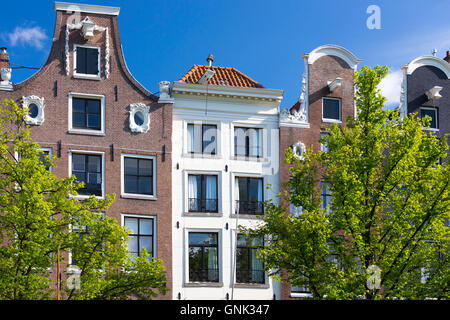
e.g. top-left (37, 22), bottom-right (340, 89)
top-left (74, 45), bottom-right (100, 78)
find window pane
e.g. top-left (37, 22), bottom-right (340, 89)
top-left (189, 246), bottom-right (202, 270)
top-left (138, 176), bottom-right (152, 195)
top-left (73, 172), bottom-right (86, 183)
top-left (134, 112), bottom-right (145, 126)
top-left (124, 217), bottom-right (138, 234)
top-left (73, 112), bottom-right (86, 128)
top-left (187, 124), bottom-right (195, 153)
top-left (87, 114), bottom-right (100, 129)
top-left (193, 124), bottom-right (202, 153)
top-left (421, 109), bottom-right (437, 129)
top-left (128, 235), bottom-right (138, 252)
top-left (87, 156), bottom-right (101, 172)
top-left (139, 219), bottom-right (153, 235)
top-left (28, 103), bottom-right (39, 118)
top-left (138, 159), bottom-right (153, 176)
top-left (124, 175), bottom-right (138, 194)
top-left (73, 98), bottom-right (85, 113)
top-left (238, 178), bottom-right (248, 201)
top-left (140, 236), bottom-right (153, 255)
top-left (87, 99), bottom-right (100, 114)
top-left (189, 232), bottom-right (217, 245)
top-left (234, 127), bottom-right (247, 156)
top-left (72, 154), bottom-right (85, 171)
top-left (323, 98), bottom-right (340, 120)
top-left (88, 172), bottom-right (101, 185)
top-left (249, 178), bottom-right (263, 202)
top-left (202, 125), bottom-right (217, 154)
top-left (124, 158), bottom-right (138, 175)
top-left (86, 48), bottom-right (99, 75)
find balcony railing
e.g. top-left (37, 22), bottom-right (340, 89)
top-left (236, 269), bottom-right (265, 284)
top-left (189, 268), bottom-right (219, 282)
top-left (235, 200), bottom-right (264, 215)
top-left (188, 198), bottom-right (218, 213)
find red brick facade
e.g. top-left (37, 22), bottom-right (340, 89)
top-left (0, 6), bottom-right (172, 299)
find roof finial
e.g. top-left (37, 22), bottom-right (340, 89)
top-left (432, 48), bottom-right (438, 57)
top-left (206, 54), bottom-right (213, 67)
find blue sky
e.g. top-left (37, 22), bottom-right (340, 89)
top-left (2, 0), bottom-right (450, 109)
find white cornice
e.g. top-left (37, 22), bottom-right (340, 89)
top-left (171, 82), bottom-right (284, 103)
top-left (54, 2), bottom-right (120, 16)
top-left (305, 44), bottom-right (361, 70)
top-left (405, 55), bottom-right (450, 79)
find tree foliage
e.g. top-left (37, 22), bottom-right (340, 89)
top-left (0, 99), bottom-right (168, 300)
top-left (244, 66), bottom-right (450, 299)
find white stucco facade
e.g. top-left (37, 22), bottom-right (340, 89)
top-left (170, 81), bottom-right (283, 300)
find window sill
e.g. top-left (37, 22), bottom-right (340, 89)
top-left (231, 214), bottom-right (264, 219)
top-left (290, 292), bottom-right (313, 298)
top-left (232, 156), bottom-right (266, 162)
top-left (68, 129), bottom-right (105, 136)
top-left (73, 74), bottom-right (101, 81)
top-left (121, 194), bottom-right (157, 201)
top-left (423, 128), bottom-right (439, 132)
top-left (322, 118), bottom-right (342, 124)
top-left (184, 212), bottom-right (222, 217)
top-left (71, 194), bottom-right (104, 200)
top-left (183, 153), bottom-right (221, 159)
top-left (233, 283), bottom-right (269, 289)
top-left (184, 282), bottom-right (223, 288)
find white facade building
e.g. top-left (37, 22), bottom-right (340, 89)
top-left (169, 64), bottom-right (283, 300)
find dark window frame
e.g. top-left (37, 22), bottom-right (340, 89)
top-left (188, 174), bottom-right (218, 213)
top-left (72, 97), bottom-right (102, 131)
top-left (234, 127), bottom-right (263, 158)
top-left (236, 234), bottom-right (265, 284)
top-left (188, 232), bottom-right (219, 282)
top-left (123, 156), bottom-right (154, 196)
top-left (71, 153), bottom-right (103, 197)
top-left (322, 97), bottom-right (342, 121)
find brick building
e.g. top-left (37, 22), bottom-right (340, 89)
top-left (0, 2), bottom-right (173, 299)
top-left (278, 45), bottom-right (361, 299)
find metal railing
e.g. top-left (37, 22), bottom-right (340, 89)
top-left (188, 198), bottom-right (218, 213)
top-left (235, 200), bottom-right (264, 215)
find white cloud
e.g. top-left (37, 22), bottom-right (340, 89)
top-left (7, 26), bottom-right (47, 50)
top-left (379, 68), bottom-right (403, 109)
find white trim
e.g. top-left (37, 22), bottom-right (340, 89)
top-left (129, 103), bottom-right (151, 133)
top-left (68, 92), bottom-right (105, 135)
top-left (68, 149), bottom-right (105, 200)
top-left (183, 120), bottom-right (221, 157)
top-left (54, 2), bottom-right (120, 16)
top-left (37, 147), bottom-right (53, 172)
top-left (121, 153), bottom-right (157, 200)
top-left (73, 44), bottom-right (101, 79)
top-left (22, 95), bottom-right (45, 125)
top-left (406, 55), bottom-right (450, 79)
top-left (121, 213), bottom-right (157, 259)
top-left (306, 44), bottom-right (361, 70)
top-left (230, 123), bottom-right (266, 161)
top-left (322, 97), bottom-right (342, 123)
top-left (420, 106), bottom-right (439, 130)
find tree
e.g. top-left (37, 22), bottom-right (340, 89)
top-left (244, 66), bottom-right (450, 300)
top-left (0, 99), bottom-right (168, 300)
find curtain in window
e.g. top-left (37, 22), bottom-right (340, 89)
top-left (205, 176), bottom-right (217, 212)
top-left (251, 248), bottom-right (263, 282)
top-left (235, 178), bottom-right (240, 213)
top-left (257, 179), bottom-right (263, 202)
top-left (207, 247), bottom-right (218, 281)
top-left (188, 175), bottom-right (198, 211)
top-left (249, 129), bottom-right (261, 157)
top-left (187, 124), bottom-right (194, 153)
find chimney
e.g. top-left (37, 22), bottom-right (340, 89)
top-left (444, 51), bottom-right (450, 64)
top-left (0, 47), bottom-right (13, 91)
top-left (206, 54), bottom-right (213, 67)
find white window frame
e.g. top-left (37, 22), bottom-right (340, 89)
top-left (420, 107), bottom-right (439, 131)
top-left (183, 120), bottom-right (221, 158)
top-left (230, 122), bottom-right (266, 161)
top-left (320, 131), bottom-right (330, 153)
top-left (184, 228), bottom-right (222, 285)
top-left (73, 44), bottom-right (101, 80)
top-left (121, 153), bottom-right (157, 200)
top-left (183, 169), bottom-right (222, 215)
top-left (37, 147), bottom-right (53, 171)
top-left (232, 172), bottom-right (265, 217)
top-left (68, 92), bottom-right (106, 136)
top-left (68, 149), bottom-right (105, 200)
top-left (121, 213), bottom-right (157, 260)
top-left (322, 97), bottom-right (342, 123)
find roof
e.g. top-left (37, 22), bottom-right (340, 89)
top-left (178, 65), bottom-right (264, 88)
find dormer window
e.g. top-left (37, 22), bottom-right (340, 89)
top-left (322, 97), bottom-right (341, 123)
top-left (74, 44), bottom-right (100, 79)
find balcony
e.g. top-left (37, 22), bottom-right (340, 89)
top-left (235, 200), bottom-right (264, 215)
top-left (236, 269), bottom-right (265, 284)
top-left (189, 268), bottom-right (219, 282)
top-left (188, 198), bottom-right (218, 213)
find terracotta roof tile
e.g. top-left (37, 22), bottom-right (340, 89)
top-left (178, 65), bottom-right (264, 88)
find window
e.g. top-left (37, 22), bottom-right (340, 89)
top-left (420, 107), bottom-right (438, 130)
top-left (72, 97), bottom-right (101, 130)
top-left (124, 216), bottom-right (155, 261)
top-left (122, 155), bottom-right (155, 197)
top-left (320, 132), bottom-right (330, 153)
top-left (188, 232), bottom-right (219, 282)
top-left (291, 283), bottom-right (311, 296)
top-left (235, 177), bottom-right (264, 215)
top-left (70, 213), bottom-right (105, 266)
top-left (290, 203), bottom-right (303, 216)
top-left (236, 235), bottom-right (264, 284)
top-left (68, 93), bottom-right (105, 135)
top-left (74, 45), bottom-right (100, 77)
top-left (71, 153), bottom-right (103, 197)
top-left (188, 175), bottom-right (218, 213)
top-left (22, 95), bottom-right (45, 125)
top-left (187, 123), bottom-right (217, 155)
top-left (37, 148), bottom-right (52, 171)
top-left (321, 181), bottom-right (332, 215)
top-left (234, 127), bottom-right (262, 158)
top-left (322, 97), bottom-right (341, 122)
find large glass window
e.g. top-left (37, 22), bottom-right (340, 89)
top-left (188, 175), bottom-right (218, 213)
top-left (72, 97), bottom-right (101, 130)
top-left (187, 124), bottom-right (217, 155)
top-left (321, 181), bottom-right (332, 215)
top-left (234, 127), bottom-right (262, 158)
top-left (124, 156), bottom-right (154, 195)
top-left (236, 235), bottom-right (264, 284)
top-left (235, 177), bottom-right (264, 215)
top-left (76, 46), bottom-right (99, 75)
top-left (72, 153), bottom-right (102, 196)
top-left (188, 232), bottom-right (219, 282)
top-left (322, 97), bottom-right (341, 121)
top-left (124, 216), bottom-right (154, 262)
